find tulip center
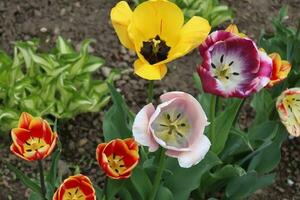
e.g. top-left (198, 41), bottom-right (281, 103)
top-left (140, 35), bottom-right (171, 65)
top-left (63, 187), bottom-right (85, 200)
top-left (24, 137), bottom-right (48, 153)
top-left (107, 154), bottom-right (126, 174)
top-left (151, 111), bottom-right (190, 149)
top-left (212, 54), bottom-right (239, 82)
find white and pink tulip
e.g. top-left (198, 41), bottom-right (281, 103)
top-left (132, 91), bottom-right (210, 168)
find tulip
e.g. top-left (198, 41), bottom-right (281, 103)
top-left (96, 138), bottom-right (139, 179)
top-left (111, 0), bottom-right (211, 80)
top-left (10, 112), bottom-right (58, 161)
top-left (132, 91), bottom-right (210, 168)
top-left (267, 53), bottom-right (291, 87)
top-left (276, 88), bottom-right (300, 137)
top-left (53, 174), bottom-right (96, 200)
top-left (198, 30), bottom-right (273, 98)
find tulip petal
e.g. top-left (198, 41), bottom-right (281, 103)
top-left (169, 135), bottom-right (211, 168)
top-left (169, 16), bottom-right (211, 58)
top-left (133, 103), bottom-right (159, 152)
top-left (134, 59), bottom-right (167, 80)
top-left (129, 0), bottom-right (183, 46)
top-left (18, 112), bottom-right (33, 129)
top-left (111, 1), bottom-right (134, 50)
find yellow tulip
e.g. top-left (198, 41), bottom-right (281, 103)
top-left (111, 0), bottom-right (211, 80)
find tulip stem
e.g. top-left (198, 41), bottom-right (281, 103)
top-left (38, 160), bottom-right (46, 200)
top-left (149, 148), bottom-right (166, 200)
top-left (209, 95), bottom-right (217, 142)
top-left (147, 81), bottom-right (154, 103)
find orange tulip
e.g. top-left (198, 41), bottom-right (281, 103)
top-left (96, 138), bottom-right (139, 179)
top-left (53, 174), bottom-right (96, 200)
top-left (10, 112), bottom-right (58, 161)
top-left (267, 53), bottom-right (291, 87)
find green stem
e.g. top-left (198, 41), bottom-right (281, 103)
top-left (38, 160), bottom-right (46, 200)
top-left (147, 81), bottom-right (154, 103)
top-left (209, 95), bottom-right (217, 142)
top-left (149, 148), bottom-right (166, 200)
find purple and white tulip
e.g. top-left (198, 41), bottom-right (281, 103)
top-left (132, 91), bottom-right (210, 168)
top-left (197, 31), bottom-right (272, 98)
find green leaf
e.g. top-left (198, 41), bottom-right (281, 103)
top-left (130, 167), bottom-right (152, 200)
top-left (164, 151), bottom-right (222, 200)
top-left (103, 83), bottom-right (134, 141)
top-left (200, 164), bottom-right (245, 193)
top-left (248, 128), bottom-right (287, 174)
top-left (28, 191), bottom-right (43, 200)
top-left (210, 99), bottom-right (243, 154)
top-left (107, 179), bottom-right (125, 200)
top-left (94, 186), bottom-right (104, 200)
top-left (156, 186), bottom-right (174, 200)
top-left (5, 162), bottom-right (42, 196)
top-left (46, 147), bottom-right (61, 187)
top-left (56, 36), bottom-right (74, 54)
top-left (250, 90), bottom-right (274, 125)
top-left (226, 171), bottom-right (275, 199)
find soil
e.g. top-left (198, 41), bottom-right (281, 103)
top-left (0, 0), bottom-right (300, 199)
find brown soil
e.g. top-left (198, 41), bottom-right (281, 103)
top-left (0, 0), bottom-right (299, 199)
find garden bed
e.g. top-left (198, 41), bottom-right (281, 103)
top-left (0, 0), bottom-right (299, 199)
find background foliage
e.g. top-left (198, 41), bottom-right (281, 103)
top-left (0, 37), bottom-right (113, 132)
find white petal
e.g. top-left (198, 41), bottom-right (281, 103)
top-left (177, 135), bottom-right (211, 168)
top-left (132, 103), bottom-right (159, 152)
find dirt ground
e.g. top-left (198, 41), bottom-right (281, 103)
top-left (0, 0), bottom-right (300, 199)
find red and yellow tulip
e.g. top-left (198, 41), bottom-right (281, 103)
top-left (267, 53), bottom-right (291, 87)
top-left (10, 112), bottom-right (58, 161)
top-left (96, 138), bottom-right (139, 179)
top-left (53, 174), bottom-right (96, 200)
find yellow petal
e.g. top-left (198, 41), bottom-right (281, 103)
top-left (129, 0), bottom-right (184, 51)
top-left (111, 1), bottom-right (134, 50)
top-left (134, 59), bottom-right (167, 80)
top-left (169, 16), bottom-right (211, 59)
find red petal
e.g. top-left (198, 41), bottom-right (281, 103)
top-left (18, 112), bottom-right (33, 129)
top-left (10, 144), bottom-right (31, 161)
top-left (124, 138), bottom-right (139, 151)
top-left (29, 118), bottom-right (53, 143)
top-left (11, 128), bottom-right (30, 153)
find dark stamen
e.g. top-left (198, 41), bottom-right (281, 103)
top-left (119, 165), bottom-right (125, 167)
top-left (68, 192), bottom-right (72, 196)
top-left (232, 72), bottom-right (239, 76)
top-left (225, 76), bottom-right (229, 79)
top-left (166, 114), bottom-right (171, 120)
top-left (160, 124), bottom-right (168, 127)
top-left (140, 35), bottom-right (171, 65)
top-left (115, 169), bottom-right (119, 173)
top-left (296, 99), bottom-right (300, 101)
top-left (176, 113), bottom-right (181, 119)
top-left (220, 55), bottom-right (224, 63)
top-left (26, 149), bottom-right (32, 152)
top-left (211, 63), bottom-right (216, 68)
top-left (176, 132), bottom-right (183, 137)
top-left (75, 188), bottom-right (78, 194)
top-left (113, 154), bottom-right (116, 159)
top-left (25, 141), bottom-right (30, 145)
top-left (214, 76), bottom-right (218, 79)
top-left (180, 123), bottom-right (186, 127)
top-left (229, 61), bottom-right (234, 66)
